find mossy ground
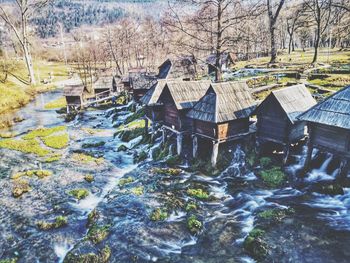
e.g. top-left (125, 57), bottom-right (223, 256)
top-left (187, 188), bottom-right (210, 200)
top-left (87, 224), bottom-right (110, 244)
top-left (64, 245), bottom-right (111, 263)
top-left (44, 97), bottom-right (67, 110)
top-left (72, 153), bottom-right (104, 165)
top-left (152, 167), bottom-right (181, 176)
top-left (37, 216), bottom-right (68, 230)
top-left (150, 208), bottom-right (168, 221)
top-left (68, 189), bottom-right (90, 200)
top-left (12, 170), bottom-right (52, 180)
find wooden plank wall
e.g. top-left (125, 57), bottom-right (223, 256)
top-left (313, 123), bottom-right (350, 154)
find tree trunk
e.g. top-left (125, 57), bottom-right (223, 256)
top-left (312, 26), bottom-right (321, 64)
top-left (23, 43), bottom-right (36, 85)
top-left (270, 25), bottom-right (277, 63)
top-left (215, 2), bottom-right (223, 82)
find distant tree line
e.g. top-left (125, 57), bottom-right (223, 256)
top-left (31, 0), bottom-right (126, 38)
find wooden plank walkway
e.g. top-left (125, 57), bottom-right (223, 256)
top-left (82, 92), bottom-right (121, 107)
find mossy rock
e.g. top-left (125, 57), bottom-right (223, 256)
top-left (68, 189), bottom-right (89, 200)
top-left (64, 245), bottom-right (111, 263)
top-left (12, 170), bottom-right (52, 180)
top-left (312, 183), bottom-right (344, 196)
top-left (12, 180), bottom-right (30, 198)
top-left (152, 168), bottom-right (182, 176)
top-left (118, 177), bottom-right (134, 187)
top-left (259, 166), bottom-right (286, 188)
top-left (187, 215), bottom-right (202, 234)
top-left (165, 155), bottom-right (182, 166)
top-left (187, 188), bottom-right (209, 200)
top-left (185, 202), bottom-right (198, 212)
top-left (257, 208), bottom-right (295, 222)
top-left (84, 174), bottom-right (95, 183)
top-left (134, 151), bottom-right (148, 163)
top-left (87, 224), bottom-right (110, 244)
top-left (82, 141), bottom-right (106, 148)
top-left (87, 209), bottom-right (99, 227)
top-left (150, 208), bottom-right (168, 221)
top-left (37, 216), bottom-right (68, 230)
top-left (44, 154), bottom-right (62, 163)
top-left (130, 186), bottom-right (144, 196)
top-left (0, 258), bottom-right (18, 263)
top-left (117, 144), bottom-right (128, 152)
top-left (243, 228), bottom-right (268, 261)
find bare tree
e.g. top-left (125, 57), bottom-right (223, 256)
top-left (165, 0), bottom-right (262, 81)
top-left (267, 0), bottom-right (285, 64)
top-left (0, 0), bottom-right (50, 85)
top-left (304, 0), bottom-right (332, 64)
top-left (286, 5), bottom-right (303, 54)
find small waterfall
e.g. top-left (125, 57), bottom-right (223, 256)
top-left (54, 241), bottom-right (74, 263)
top-left (306, 153), bottom-right (334, 182)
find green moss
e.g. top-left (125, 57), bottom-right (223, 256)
top-left (117, 144), bottom-right (128, 152)
top-left (44, 154), bottom-right (62, 163)
top-left (243, 228), bottom-right (268, 261)
top-left (259, 157), bottom-right (272, 168)
top-left (12, 179), bottom-right (30, 198)
top-left (187, 188), bottom-right (209, 200)
top-left (72, 153), bottom-right (104, 165)
top-left (0, 138), bottom-right (50, 157)
top-left (258, 208), bottom-right (295, 221)
top-left (42, 133), bottom-right (69, 149)
top-left (37, 216), bottom-right (68, 230)
top-left (134, 150), bottom-right (148, 163)
top-left (12, 170), bottom-right (52, 180)
top-left (185, 202), bottom-right (198, 212)
top-left (68, 189), bottom-right (89, 200)
top-left (152, 167), bottom-right (181, 176)
top-left (82, 141), bottom-right (106, 148)
top-left (87, 224), bottom-right (110, 244)
top-left (118, 127), bottom-right (144, 143)
top-left (84, 174), bottom-right (95, 183)
top-left (130, 186), bottom-right (144, 196)
top-left (0, 258), bottom-right (17, 263)
top-left (118, 177), bottom-right (134, 187)
top-left (165, 155), bottom-right (182, 166)
top-left (246, 151), bottom-right (257, 166)
top-left (152, 143), bottom-right (171, 161)
top-left (22, 126), bottom-right (66, 140)
top-left (150, 208), bottom-right (168, 221)
top-left (259, 166), bottom-right (286, 188)
top-left (44, 97), bottom-right (66, 109)
top-left (64, 245), bottom-right (111, 263)
top-left (87, 209), bottom-right (99, 227)
top-left (187, 215), bottom-right (202, 234)
top-left (124, 108), bottom-right (145, 124)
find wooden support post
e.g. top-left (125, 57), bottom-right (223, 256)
top-left (283, 143), bottom-right (290, 165)
top-left (303, 125), bottom-right (314, 175)
top-left (337, 159), bottom-right (349, 183)
top-left (192, 135), bottom-right (198, 158)
top-left (211, 141), bottom-right (219, 167)
top-left (177, 133), bottom-right (183, 156)
top-left (162, 128), bottom-right (166, 146)
top-left (144, 118), bottom-right (149, 135)
top-left (66, 105), bottom-right (70, 114)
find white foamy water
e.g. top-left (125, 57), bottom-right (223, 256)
top-left (54, 241), bottom-right (74, 263)
top-left (167, 211), bottom-right (187, 222)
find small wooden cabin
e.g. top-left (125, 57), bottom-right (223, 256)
top-left (254, 84), bottom-right (316, 145)
top-left (140, 80), bottom-right (167, 128)
top-left (158, 56), bottom-right (198, 81)
top-left (157, 80), bottom-right (211, 155)
top-left (206, 52), bottom-right (236, 75)
top-left (64, 84), bottom-right (89, 112)
top-left (130, 73), bottom-right (157, 102)
top-left (187, 81), bottom-right (256, 166)
top-left (298, 85), bottom-right (350, 178)
top-left (93, 76), bottom-right (116, 98)
top-left (158, 80), bottom-right (211, 132)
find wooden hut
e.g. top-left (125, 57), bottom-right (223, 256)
top-left (253, 84), bottom-right (317, 163)
top-left (140, 80), bottom-right (167, 133)
top-left (130, 73), bottom-right (157, 102)
top-left (187, 81), bottom-right (256, 166)
top-left (64, 84), bottom-right (89, 113)
top-left (93, 76), bottom-right (116, 98)
top-left (158, 80), bottom-right (211, 155)
top-left (158, 56), bottom-right (198, 81)
top-left (206, 52), bottom-right (236, 75)
top-left (298, 85), bottom-right (350, 178)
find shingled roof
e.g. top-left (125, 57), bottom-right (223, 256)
top-left (298, 85), bottom-right (350, 129)
top-left (158, 56), bottom-right (197, 80)
top-left (140, 79), bottom-right (167, 105)
top-left (163, 80), bottom-right (211, 110)
top-left (93, 76), bottom-right (114, 90)
top-left (131, 73), bottom-right (157, 90)
top-left (187, 81), bottom-right (256, 123)
top-left (255, 84), bottom-right (317, 123)
top-left (63, 85), bottom-right (87, 96)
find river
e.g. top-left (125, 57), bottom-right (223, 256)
top-left (0, 90), bottom-right (349, 263)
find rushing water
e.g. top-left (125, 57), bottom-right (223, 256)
top-left (0, 91), bottom-right (350, 262)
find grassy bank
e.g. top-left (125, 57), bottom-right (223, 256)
top-left (0, 60), bottom-right (69, 128)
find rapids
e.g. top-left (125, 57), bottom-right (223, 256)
top-left (0, 90), bottom-right (349, 263)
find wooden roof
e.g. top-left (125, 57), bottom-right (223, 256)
top-left (93, 76), bottom-right (114, 90)
top-left (187, 81), bottom-right (256, 123)
top-left (298, 85), bottom-right (350, 129)
top-left (140, 79), bottom-right (167, 105)
top-left (131, 73), bottom-right (157, 90)
top-left (255, 84), bottom-right (317, 123)
top-left (206, 52), bottom-right (235, 66)
top-left (63, 85), bottom-right (86, 96)
top-left (163, 80), bottom-right (211, 110)
top-left (158, 56), bottom-right (197, 80)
